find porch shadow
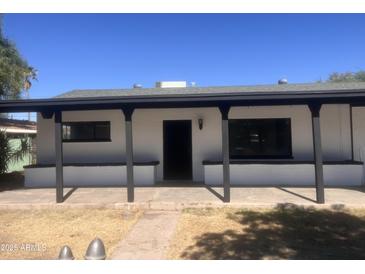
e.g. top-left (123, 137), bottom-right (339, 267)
top-left (180, 204), bottom-right (365, 259)
top-left (0, 172), bottom-right (24, 192)
top-left (63, 187), bottom-right (78, 202)
top-left (205, 185), bottom-right (224, 202)
top-left (276, 186), bottom-right (317, 203)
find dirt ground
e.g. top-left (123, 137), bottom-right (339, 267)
top-left (168, 205), bottom-right (365, 259)
top-left (0, 208), bottom-right (142, 259)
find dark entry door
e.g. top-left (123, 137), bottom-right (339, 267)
top-left (163, 120), bottom-right (192, 180)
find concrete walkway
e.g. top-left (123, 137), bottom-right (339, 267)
top-left (1, 186), bottom-right (365, 209)
top-left (110, 210), bottom-right (181, 259)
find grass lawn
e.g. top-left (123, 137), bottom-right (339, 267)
top-left (0, 208), bottom-right (142, 259)
top-left (168, 204), bottom-right (365, 259)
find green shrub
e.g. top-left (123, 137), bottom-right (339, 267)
top-left (0, 130), bottom-right (30, 174)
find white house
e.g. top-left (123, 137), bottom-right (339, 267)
top-left (2, 81), bottom-right (365, 204)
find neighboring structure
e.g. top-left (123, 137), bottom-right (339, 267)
top-left (0, 118), bottom-right (37, 172)
top-left (2, 81), bottom-right (365, 204)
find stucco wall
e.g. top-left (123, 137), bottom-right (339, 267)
top-left (24, 165), bottom-right (156, 187)
top-left (36, 104), bottom-right (353, 183)
top-left (352, 107), bottom-right (365, 162)
top-left (204, 164), bottom-right (363, 186)
top-left (230, 104), bottom-right (352, 161)
top-left (133, 108), bottom-right (222, 182)
top-left (37, 110), bottom-right (125, 164)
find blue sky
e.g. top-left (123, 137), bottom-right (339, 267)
top-left (3, 14), bottom-right (365, 99)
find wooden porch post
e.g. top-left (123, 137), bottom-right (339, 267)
top-left (219, 105), bottom-right (231, 203)
top-left (309, 103), bottom-right (325, 204)
top-left (122, 107), bottom-right (135, 203)
top-left (54, 111), bottom-right (64, 203)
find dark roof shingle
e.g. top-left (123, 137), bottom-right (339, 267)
top-left (56, 82), bottom-right (365, 99)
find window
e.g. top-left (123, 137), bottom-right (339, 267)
top-left (229, 118), bottom-right (292, 159)
top-left (62, 121), bottom-right (111, 142)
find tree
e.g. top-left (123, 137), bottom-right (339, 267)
top-left (0, 131), bottom-right (31, 174)
top-left (327, 71), bottom-right (365, 83)
top-left (0, 15), bottom-right (36, 174)
top-left (0, 15), bottom-right (37, 99)
top-left (0, 131), bottom-right (11, 173)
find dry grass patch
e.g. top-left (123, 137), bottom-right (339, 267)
top-left (168, 207), bottom-right (243, 259)
top-left (0, 208), bottom-right (142, 259)
top-left (168, 205), bottom-right (365, 259)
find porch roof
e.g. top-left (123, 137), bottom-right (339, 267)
top-left (2, 82), bottom-right (365, 113)
top-left (56, 82), bottom-right (365, 98)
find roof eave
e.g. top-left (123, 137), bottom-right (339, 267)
top-left (2, 88), bottom-right (365, 113)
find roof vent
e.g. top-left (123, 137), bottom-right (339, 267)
top-left (155, 81), bottom-right (187, 88)
top-left (133, 83), bottom-right (142, 89)
top-left (278, 78), bottom-right (288, 85)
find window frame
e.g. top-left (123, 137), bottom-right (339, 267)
top-left (228, 118), bottom-right (293, 159)
top-left (62, 121), bottom-right (112, 143)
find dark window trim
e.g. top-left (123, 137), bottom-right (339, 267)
top-left (62, 138), bottom-right (112, 143)
top-left (202, 159), bottom-right (363, 165)
top-left (229, 118), bottom-right (293, 159)
top-left (230, 154), bottom-right (294, 160)
top-left (62, 121), bottom-right (111, 143)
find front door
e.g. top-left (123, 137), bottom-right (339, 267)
top-left (163, 120), bottom-right (192, 180)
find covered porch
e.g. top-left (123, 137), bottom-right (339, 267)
top-left (7, 103), bottom-right (330, 204)
top-left (0, 103), bottom-right (332, 205)
top-left (2, 83), bottom-right (365, 205)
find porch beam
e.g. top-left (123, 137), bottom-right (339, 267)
top-left (309, 103), bottom-right (325, 204)
top-left (219, 105), bottom-right (231, 203)
top-left (122, 107), bottom-right (135, 203)
top-left (54, 111), bottom-right (64, 203)
top-left (41, 111), bottom-right (54, 119)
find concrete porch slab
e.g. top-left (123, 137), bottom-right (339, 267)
top-left (0, 186), bottom-right (365, 210)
